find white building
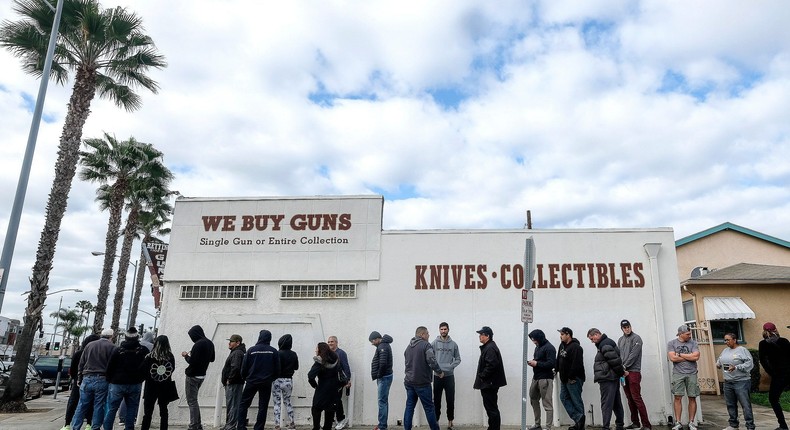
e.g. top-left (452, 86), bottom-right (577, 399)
top-left (159, 195), bottom-right (684, 428)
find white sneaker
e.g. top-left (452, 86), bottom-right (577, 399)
top-left (59, 426), bottom-right (71, 430)
top-left (336, 418), bottom-right (349, 430)
top-left (85, 425), bottom-right (92, 430)
top-left (671, 424), bottom-right (682, 430)
top-left (688, 423), bottom-right (698, 430)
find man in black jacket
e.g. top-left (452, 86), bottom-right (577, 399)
top-left (181, 325), bottom-right (216, 430)
top-left (237, 329), bottom-right (281, 430)
top-left (528, 329), bottom-right (556, 430)
top-left (587, 328), bottom-right (625, 430)
top-left (103, 327), bottom-right (149, 430)
top-left (474, 326), bottom-right (506, 430)
top-left (370, 331), bottom-right (394, 430)
top-left (556, 327), bottom-right (585, 430)
top-left (758, 322), bottom-right (790, 430)
top-left (404, 326), bottom-right (443, 430)
top-left (223, 334), bottom-right (246, 430)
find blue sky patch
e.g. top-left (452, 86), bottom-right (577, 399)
top-left (427, 87), bottom-right (467, 110)
top-left (371, 184), bottom-right (418, 201)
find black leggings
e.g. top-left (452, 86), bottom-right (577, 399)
top-left (311, 405), bottom-right (335, 430)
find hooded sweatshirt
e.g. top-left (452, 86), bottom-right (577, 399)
top-left (371, 334), bottom-right (394, 380)
top-left (242, 330), bottom-right (280, 385)
top-left (222, 342), bottom-right (247, 386)
top-left (759, 334), bottom-right (790, 377)
top-left (404, 336), bottom-right (442, 386)
top-left (432, 334), bottom-right (461, 376)
top-left (106, 337), bottom-right (148, 384)
top-left (528, 329), bottom-right (556, 380)
top-left (277, 334), bottom-right (299, 378)
top-left (556, 338), bottom-right (585, 384)
top-left (184, 325), bottom-right (216, 377)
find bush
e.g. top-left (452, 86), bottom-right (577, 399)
top-left (751, 390), bottom-right (790, 412)
top-left (748, 348), bottom-right (761, 392)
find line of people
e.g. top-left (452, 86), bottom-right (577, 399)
top-left (66, 327), bottom-right (179, 430)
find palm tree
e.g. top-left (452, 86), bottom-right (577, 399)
top-left (129, 204), bottom-right (172, 328)
top-left (79, 135), bottom-right (167, 335)
top-left (75, 299), bottom-right (93, 343)
top-left (0, 0), bottom-right (165, 409)
top-left (112, 172), bottom-right (173, 337)
top-left (49, 307), bottom-right (87, 355)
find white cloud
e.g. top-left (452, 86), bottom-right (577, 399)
top-left (1, 0), bottom-right (789, 325)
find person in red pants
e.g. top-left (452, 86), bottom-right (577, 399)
top-left (617, 320), bottom-right (651, 430)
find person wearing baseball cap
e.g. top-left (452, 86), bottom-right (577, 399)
top-left (556, 327), bottom-right (585, 430)
top-left (473, 326), bottom-right (506, 430)
top-left (667, 325), bottom-right (700, 430)
top-left (758, 322), bottom-right (790, 430)
top-left (70, 327), bottom-right (117, 430)
top-left (617, 320), bottom-right (651, 429)
top-left (222, 334), bottom-right (246, 430)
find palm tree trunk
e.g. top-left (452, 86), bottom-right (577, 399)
top-left (92, 189), bottom-right (125, 334)
top-left (0, 66), bottom-right (97, 411)
top-left (110, 208), bottom-right (139, 338)
top-left (129, 246), bottom-right (147, 328)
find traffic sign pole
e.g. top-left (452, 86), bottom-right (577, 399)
top-left (521, 237), bottom-right (536, 430)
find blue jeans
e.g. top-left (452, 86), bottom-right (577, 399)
top-left (71, 374), bottom-right (109, 430)
top-left (560, 379), bottom-right (585, 423)
top-left (404, 383), bottom-right (439, 430)
top-left (104, 383), bottom-right (143, 430)
top-left (377, 374), bottom-right (393, 429)
top-left (724, 379), bottom-right (754, 430)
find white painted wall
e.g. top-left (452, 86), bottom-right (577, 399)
top-left (159, 196), bottom-right (683, 428)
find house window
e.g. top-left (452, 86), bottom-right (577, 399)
top-left (280, 283), bottom-right (357, 299)
top-left (683, 300), bottom-right (696, 323)
top-left (179, 285), bottom-right (256, 299)
top-left (710, 319), bottom-right (745, 344)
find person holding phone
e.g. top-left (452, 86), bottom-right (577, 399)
top-left (716, 333), bottom-right (754, 430)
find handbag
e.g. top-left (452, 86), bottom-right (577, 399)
top-left (163, 378), bottom-right (179, 403)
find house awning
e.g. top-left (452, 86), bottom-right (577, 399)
top-left (703, 297), bottom-right (756, 320)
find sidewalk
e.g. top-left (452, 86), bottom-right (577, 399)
top-left (0, 392), bottom-right (782, 429)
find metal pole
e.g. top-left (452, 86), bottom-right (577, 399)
top-left (125, 260), bottom-right (138, 330)
top-left (50, 296), bottom-right (63, 356)
top-left (521, 237), bottom-right (536, 430)
top-left (0, 0), bottom-right (65, 313)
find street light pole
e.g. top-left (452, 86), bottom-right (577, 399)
top-left (50, 296), bottom-right (63, 356)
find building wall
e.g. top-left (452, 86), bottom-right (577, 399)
top-left (159, 196), bottom-right (684, 428)
top-left (676, 230), bottom-right (790, 280)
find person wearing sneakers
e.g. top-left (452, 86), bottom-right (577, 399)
top-left (70, 328), bottom-right (117, 430)
top-left (222, 334), bottom-right (246, 430)
top-left (432, 322), bottom-right (461, 430)
top-left (758, 322), bottom-right (790, 430)
top-left (370, 331), bottom-right (394, 430)
top-left (273, 334), bottom-right (300, 430)
top-left (328, 336), bottom-right (352, 430)
top-left (527, 329), bottom-right (556, 430)
top-left (587, 328), bottom-right (625, 430)
top-left (716, 333), bottom-right (755, 430)
top-left (617, 320), bottom-right (651, 430)
top-left (668, 325), bottom-right (700, 430)
top-left (556, 327), bottom-right (585, 430)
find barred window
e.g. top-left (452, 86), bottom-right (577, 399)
top-left (180, 285), bottom-right (256, 300)
top-left (280, 283), bottom-right (356, 299)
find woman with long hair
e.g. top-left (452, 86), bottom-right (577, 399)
top-left (141, 335), bottom-right (178, 430)
top-left (308, 342), bottom-right (341, 430)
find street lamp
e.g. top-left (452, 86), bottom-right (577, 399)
top-left (92, 251), bottom-right (138, 330)
top-left (22, 288), bottom-right (83, 356)
top-left (128, 308), bottom-right (159, 333)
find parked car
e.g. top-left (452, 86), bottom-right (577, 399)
top-left (33, 355), bottom-right (71, 390)
top-left (0, 361), bottom-right (44, 400)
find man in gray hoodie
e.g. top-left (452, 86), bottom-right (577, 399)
top-left (432, 322), bottom-right (461, 430)
top-left (617, 320), bottom-right (651, 429)
top-left (404, 326), bottom-right (444, 430)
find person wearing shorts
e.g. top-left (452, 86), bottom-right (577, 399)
top-left (667, 325), bottom-right (700, 430)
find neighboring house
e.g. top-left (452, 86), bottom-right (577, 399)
top-left (676, 222), bottom-right (790, 393)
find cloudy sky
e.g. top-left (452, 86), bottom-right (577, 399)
top-left (1, 1), bottom-right (789, 328)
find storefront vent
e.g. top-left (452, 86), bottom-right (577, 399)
top-left (280, 283), bottom-right (357, 299)
top-left (179, 285), bottom-right (256, 299)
